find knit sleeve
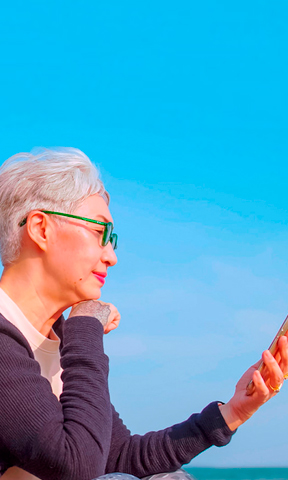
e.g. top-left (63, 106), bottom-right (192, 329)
top-left (105, 403), bottom-right (236, 477)
top-left (0, 315), bottom-right (112, 480)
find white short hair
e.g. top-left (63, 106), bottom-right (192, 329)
top-left (0, 147), bottom-right (109, 265)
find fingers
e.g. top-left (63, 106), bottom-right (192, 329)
top-left (273, 335), bottom-right (288, 366)
top-left (262, 349), bottom-right (284, 393)
top-left (252, 369), bottom-right (269, 398)
top-left (278, 335), bottom-right (288, 376)
top-left (103, 310), bottom-right (121, 334)
top-left (104, 319), bottom-right (120, 334)
top-left (103, 317), bottom-right (120, 334)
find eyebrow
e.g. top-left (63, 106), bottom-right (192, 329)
top-left (94, 214), bottom-right (112, 223)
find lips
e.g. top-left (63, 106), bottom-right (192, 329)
top-left (92, 271), bottom-right (107, 285)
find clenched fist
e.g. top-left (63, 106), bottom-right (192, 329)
top-left (69, 300), bottom-right (121, 334)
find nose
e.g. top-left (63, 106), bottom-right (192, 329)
top-left (101, 241), bottom-right (118, 267)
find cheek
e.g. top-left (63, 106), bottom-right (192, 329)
top-left (46, 231), bottom-right (103, 304)
top-left (58, 230), bottom-right (102, 276)
top-left (48, 232), bottom-right (80, 279)
top-left (51, 226), bottom-right (102, 267)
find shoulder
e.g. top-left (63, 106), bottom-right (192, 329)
top-left (0, 313), bottom-right (34, 358)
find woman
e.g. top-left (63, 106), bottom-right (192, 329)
top-left (0, 147), bottom-right (286, 480)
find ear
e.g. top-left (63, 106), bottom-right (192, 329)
top-left (25, 211), bottom-right (51, 253)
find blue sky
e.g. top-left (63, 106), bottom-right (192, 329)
top-left (1, 0), bottom-right (288, 468)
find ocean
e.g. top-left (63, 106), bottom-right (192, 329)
top-left (185, 468), bottom-right (288, 480)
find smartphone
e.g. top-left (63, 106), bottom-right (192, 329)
top-left (246, 314), bottom-right (288, 395)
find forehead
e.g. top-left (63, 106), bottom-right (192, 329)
top-left (73, 194), bottom-right (113, 224)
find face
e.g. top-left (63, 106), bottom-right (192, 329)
top-left (45, 194), bottom-right (117, 308)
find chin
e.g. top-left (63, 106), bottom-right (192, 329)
top-left (79, 286), bottom-right (102, 302)
top-left (67, 278), bottom-right (102, 306)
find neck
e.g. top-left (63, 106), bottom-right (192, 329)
top-left (0, 261), bottom-right (66, 338)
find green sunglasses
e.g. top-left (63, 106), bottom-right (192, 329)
top-left (19, 210), bottom-right (118, 250)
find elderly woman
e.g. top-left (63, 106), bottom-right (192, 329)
top-left (0, 148), bottom-right (286, 480)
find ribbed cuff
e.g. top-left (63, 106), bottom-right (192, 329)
top-left (198, 401), bottom-right (237, 446)
top-left (61, 315), bottom-right (105, 356)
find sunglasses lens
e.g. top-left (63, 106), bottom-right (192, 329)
top-left (102, 222), bottom-right (113, 246)
top-left (110, 233), bottom-right (118, 250)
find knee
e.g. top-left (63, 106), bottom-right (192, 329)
top-left (93, 474), bottom-right (141, 480)
top-left (141, 469), bottom-right (195, 480)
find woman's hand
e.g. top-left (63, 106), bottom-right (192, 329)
top-left (99, 301), bottom-right (121, 334)
top-left (69, 300), bottom-right (121, 334)
top-left (219, 335), bottom-right (288, 431)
